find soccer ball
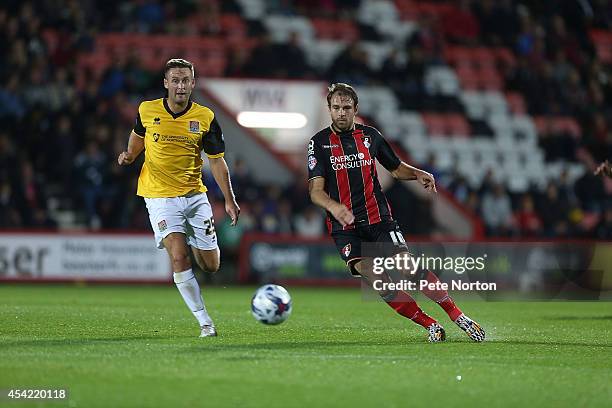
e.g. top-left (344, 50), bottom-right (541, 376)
top-left (251, 284), bottom-right (292, 325)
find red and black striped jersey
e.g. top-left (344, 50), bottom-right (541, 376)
top-left (307, 123), bottom-right (402, 234)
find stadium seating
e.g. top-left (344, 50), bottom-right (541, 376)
top-left (7, 0), bottom-right (609, 236)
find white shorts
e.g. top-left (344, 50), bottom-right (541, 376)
top-left (144, 193), bottom-right (218, 250)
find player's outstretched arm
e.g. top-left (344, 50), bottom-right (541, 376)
top-left (309, 177), bottom-right (355, 227)
top-left (594, 160), bottom-right (612, 178)
top-left (209, 157), bottom-right (240, 226)
top-left (390, 161), bottom-right (437, 192)
top-left (117, 131), bottom-right (145, 165)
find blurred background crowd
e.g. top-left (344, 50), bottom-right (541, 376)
top-left (1, 0), bottom-right (611, 247)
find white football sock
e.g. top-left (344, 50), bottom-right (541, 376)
top-left (173, 269), bottom-right (213, 327)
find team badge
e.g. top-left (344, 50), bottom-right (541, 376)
top-left (189, 121), bottom-right (200, 133)
top-left (308, 155), bottom-right (317, 170)
top-left (342, 243), bottom-right (351, 258)
top-left (363, 137), bottom-right (371, 149)
top-left (158, 220), bottom-right (167, 232)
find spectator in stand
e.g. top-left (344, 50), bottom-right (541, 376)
top-left (472, 0), bottom-right (519, 46)
top-left (442, 0), bottom-right (480, 44)
top-left (408, 15), bottom-right (444, 63)
top-left (594, 207), bottom-right (612, 239)
top-left (539, 183), bottom-right (570, 237)
top-left (274, 32), bottom-right (314, 78)
top-left (448, 171), bottom-right (470, 203)
top-left (481, 183), bottom-right (513, 236)
top-left (0, 132), bottom-right (17, 181)
top-left (243, 33), bottom-right (313, 79)
top-left (294, 206), bottom-right (325, 237)
top-left (0, 172), bottom-right (22, 228)
top-left (546, 14), bottom-right (584, 68)
top-left (465, 191), bottom-right (481, 215)
top-left (327, 43), bottom-right (373, 85)
top-left (0, 75), bottom-right (26, 119)
top-left (514, 194), bottom-right (543, 237)
top-left (591, 0), bottom-right (612, 29)
top-left (575, 158), bottom-right (607, 211)
top-left (478, 169), bottom-right (496, 197)
top-left (539, 118), bottom-right (578, 161)
top-left (74, 140), bottom-right (109, 229)
top-left (562, 68), bottom-right (589, 115)
top-left (224, 47), bottom-right (249, 77)
top-left (276, 199), bottom-right (295, 234)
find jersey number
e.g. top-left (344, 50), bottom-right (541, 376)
top-left (204, 218), bottom-right (216, 235)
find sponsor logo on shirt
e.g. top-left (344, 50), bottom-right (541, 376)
top-left (329, 153), bottom-right (373, 170)
top-left (152, 134), bottom-right (191, 143)
top-left (153, 117), bottom-right (161, 125)
top-left (322, 144), bottom-right (340, 148)
top-left (308, 140), bottom-right (314, 155)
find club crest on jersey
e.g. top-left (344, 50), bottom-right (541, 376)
top-left (158, 220), bottom-right (167, 232)
top-left (342, 243), bottom-right (351, 258)
top-left (308, 155), bottom-right (317, 170)
top-left (189, 121), bottom-right (200, 133)
top-left (362, 137), bottom-right (371, 148)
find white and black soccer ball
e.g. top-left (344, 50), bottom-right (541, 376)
top-left (251, 284), bottom-right (292, 325)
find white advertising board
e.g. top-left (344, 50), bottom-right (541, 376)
top-left (202, 79), bottom-right (329, 152)
top-left (0, 233), bottom-right (171, 282)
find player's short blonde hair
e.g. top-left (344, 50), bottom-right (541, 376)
top-left (327, 83), bottom-right (358, 108)
top-left (165, 58), bottom-right (195, 78)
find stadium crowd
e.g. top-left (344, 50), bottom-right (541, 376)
top-left (0, 0), bottom-right (611, 242)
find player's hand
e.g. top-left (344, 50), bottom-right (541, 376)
top-left (226, 199), bottom-right (240, 226)
top-left (415, 170), bottom-right (437, 192)
top-left (594, 160), bottom-right (612, 178)
top-left (330, 202), bottom-right (354, 227)
top-left (117, 151), bottom-right (135, 166)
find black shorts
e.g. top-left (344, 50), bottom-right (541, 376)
top-left (332, 220), bottom-right (410, 276)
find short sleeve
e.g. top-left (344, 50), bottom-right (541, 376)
top-left (307, 138), bottom-right (325, 180)
top-left (375, 129), bottom-right (401, 171)
top-left (133, 108), bottom-right (146, 137)
top-left (203, 117), bottom-right (225, 158)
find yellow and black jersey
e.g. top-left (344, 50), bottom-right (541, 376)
top-left (132, 98), bottom-right (225, 198)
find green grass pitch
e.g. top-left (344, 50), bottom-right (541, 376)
top-left (0, 285), bottom-right (610, 407)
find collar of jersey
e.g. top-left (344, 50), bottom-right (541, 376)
top-left (331, 124), bottom-right (358, 135)
top-left (163, 98), bottom-right (192, 119)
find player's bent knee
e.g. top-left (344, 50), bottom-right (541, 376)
top-left (205, 259), bottom-right (220, 273)
top-left (193, 248), bottom-right (220, 273)
top-left (195, 255), bottom-right (220, 273)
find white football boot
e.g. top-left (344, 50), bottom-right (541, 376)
top-left (199, 325), bottom-right (218, 337)
top-left (427, 323), bottom-right (446, 343)
top-left (454, 314), bottom-right (485, 342)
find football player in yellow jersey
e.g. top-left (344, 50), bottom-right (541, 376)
top-left (118, 59), bottom-right (240, 337)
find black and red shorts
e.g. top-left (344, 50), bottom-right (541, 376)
top-left (332, 220), bottom-right (409, 276)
